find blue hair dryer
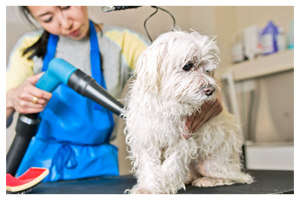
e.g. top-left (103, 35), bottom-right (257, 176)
top-left (6, 58), bottom-right (124, 176)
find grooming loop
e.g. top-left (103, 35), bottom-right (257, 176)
top-left (102, 6), bottom-right (176, 42)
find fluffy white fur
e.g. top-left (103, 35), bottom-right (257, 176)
top-left (122, 29), bottom-right (254, 194)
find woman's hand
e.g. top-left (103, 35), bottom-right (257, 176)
top-left (183, 92), bottom-right (223, 139)
top-left (6, 73), bottom-right (52, 115)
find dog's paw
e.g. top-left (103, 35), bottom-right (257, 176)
top-left (183, 171), bottom-right (199, 185)
top-left (192, 177), bottom-right (234, 187)
top-left (126, 187), bottom-right (152, 194)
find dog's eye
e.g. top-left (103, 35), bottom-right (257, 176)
top-left (183, 63), bottom-right (193, 71)
top-left (206, 70), bottom-right (214, 77)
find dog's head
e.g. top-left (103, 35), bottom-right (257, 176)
top-left (134, 30), bottom-right (221, 115)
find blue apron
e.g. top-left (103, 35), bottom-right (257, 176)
top-left (16, 20), bottom-right (119, 182)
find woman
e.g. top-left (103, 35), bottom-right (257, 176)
top-left (6, 6), bottom-right (222, 182)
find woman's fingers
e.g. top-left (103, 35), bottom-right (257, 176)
top-left (184, 93), bottom-right (223, 136)
top-left (26, 72), bottom-right (45, 85)
top-left (192, 109), bottom-right (219, 133)
top-left (20, 83), bottom-right (52, 105)
top-left (28, 88), bottom-right (52, 103)
top-left (24, 72), bottom-right (52, 103)
top-left (184, 103), bottom-right (211, 133)
top-left (190, 101), bottom-right (213, 130)
top-left (19, 91), bottom-right (48, 105)
top-left (15, 98), bottom-right (46, 114)
top-left (24, 75), bottom-right (52, 100)
top-left (8, 73), bottom-right (53, 114)
top-left (184, 115), bottom-right (194, 132)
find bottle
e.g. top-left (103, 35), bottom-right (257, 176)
top-left (232, 30), bottom-right (245, 63)
top-left (287, 20), bottom-right (294, 49)
top-left (260, 21), bottom-right (279, 55)
top-left (243, 25), bottom-right (262, 60)
top-left (277, 27), bottom-right (286, 51)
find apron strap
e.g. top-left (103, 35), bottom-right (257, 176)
top-left (89, 20), bottom-right (106, 110)
top-left (42, 34), bottom-right (58, 72)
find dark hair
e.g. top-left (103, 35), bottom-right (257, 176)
top-left (19, 6), bottom-right (102, 60)
top-left (19, 6), bottom-right (50, 60)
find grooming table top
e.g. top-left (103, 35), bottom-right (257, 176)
top-left (24, 170), bottom-right (293, 194)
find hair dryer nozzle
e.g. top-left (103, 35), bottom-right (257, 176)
top-left (67, 69), bottom-right (124, 116)
top-left (40, 58), bottom-right (124, 116)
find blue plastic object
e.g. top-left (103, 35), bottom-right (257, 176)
top-left (260, 21), bottom-right (279, 55)
top-left (35, 58), bottom-right (77, 92)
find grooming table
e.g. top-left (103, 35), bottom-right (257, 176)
top-left (24, 170), bottom-right (293, 194)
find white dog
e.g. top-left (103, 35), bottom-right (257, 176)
top-left (122, 29), bottom-right (254, 194)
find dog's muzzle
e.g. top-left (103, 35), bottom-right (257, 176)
top-left (202, 84), bottom-right (215, 96)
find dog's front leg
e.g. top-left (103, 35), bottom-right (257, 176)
top-left (159, 142), bottom-right (194, 194)
top-left (127, 148), bottom-right (168, 194)
top-left (128, 146), bottom-right (187, 194)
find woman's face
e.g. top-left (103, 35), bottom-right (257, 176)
top-left (28, 6), bottom-right (89, 40)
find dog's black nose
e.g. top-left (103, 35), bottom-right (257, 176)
top-left (203, 85), bottom-right (215, 96)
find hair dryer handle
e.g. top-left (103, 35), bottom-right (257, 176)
top-left (35, 58), bottom-right (77, 92)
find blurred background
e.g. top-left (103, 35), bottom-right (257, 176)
top-left (6, 6), bottom-right (294, 175)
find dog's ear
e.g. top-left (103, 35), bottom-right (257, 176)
top-left (134, 43), bottom-right (166, 94)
